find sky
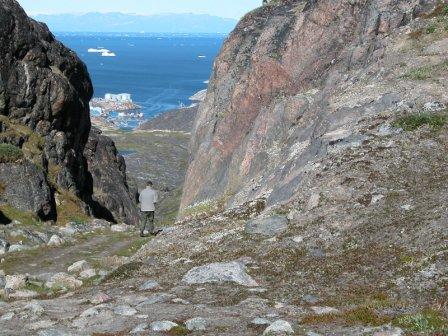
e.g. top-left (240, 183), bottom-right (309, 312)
top-left (18, 0), bottom-right (261, 19)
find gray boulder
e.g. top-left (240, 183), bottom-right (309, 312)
top-left (263, 320), bottom-right (295, 335)
top-left (183, 260), bottom-right (258, 287)
top-left (138, 280), bottom-right (160, 291)
top-left (113, 305), bottom-right (137, 316)
top-left (185, 317), bottom-right (207, 331)
top-left (150, 321), bottom-right (178, 332)
top-left (0, 237), bottom-right (9, 254)
top-left (0, 161), bottom-right (55, 220)
top-left (245, 216), bottom-right (289, 236)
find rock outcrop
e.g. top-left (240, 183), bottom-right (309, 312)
top-left (0, 0), bottom-right (92, 220)
top-left (0, 0), bottom-right (137, 223)
top-left (180, 0), bottom-right (446, 214)
top-left (84, 127), bottom-right (139, 225)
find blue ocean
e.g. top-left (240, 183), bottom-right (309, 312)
top-left (56, 33), bottom-right (225, 128)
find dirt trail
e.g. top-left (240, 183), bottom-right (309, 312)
top-left (1, 231), bottom-right (147, 276)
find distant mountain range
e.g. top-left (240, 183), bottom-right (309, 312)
top-left (32, 12), bottom-right (238, 34)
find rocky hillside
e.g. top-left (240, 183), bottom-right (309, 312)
top-left (137, 105), bottom-right (198, 133)
top-left (0, 0), bottom-right (137, 224)
top-left (0, 1), bottom-right (447, 335)
top-left (180, 0), bottom-right (448, 215)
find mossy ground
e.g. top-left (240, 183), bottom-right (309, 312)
top-left (55, 191), bottom-right (90, 225)
top-left (0, 204), bottom-right (42, 226)
top-left (393, 111), bottom-right (447, 131)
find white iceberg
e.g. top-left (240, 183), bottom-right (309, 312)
top-left (101, 51), bottom-right (116, 57)
top-left (88, 48), bottom-right (110, 53)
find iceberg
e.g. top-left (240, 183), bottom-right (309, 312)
top-left (101, 51), bottom-right (116, 57)
top-left (88, 48), bottom-right (110, 53)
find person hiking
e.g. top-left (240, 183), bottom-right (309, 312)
top-left (139, 181), bottom-right (162, 237)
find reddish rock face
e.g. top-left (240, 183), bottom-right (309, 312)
top-left (180, 0), bottom-right (441, 215)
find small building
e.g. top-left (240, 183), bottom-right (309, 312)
top-left (104, 93), bottom-right (132, 102)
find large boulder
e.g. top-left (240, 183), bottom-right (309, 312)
top-left (0, 161), bottom-right (55, 219)
top-left (182, 260), bottom-right (258, 287)
top-left (84, 127), bottom-right (139, 225)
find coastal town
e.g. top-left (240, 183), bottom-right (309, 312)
top-left (90, 93), bottom-right (142, 116)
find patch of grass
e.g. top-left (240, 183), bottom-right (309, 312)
top-left (404, 65), bottom-right (433, 80)
top-left (393, 112), bottom-right (447, 131)
top-left (169, 325), bottom-right (190, 335)
top-left (0, 143), bottom-right (23, 163)
top-left (25, 281), bottom-right (49, 296)
top-left (183, 199), bottom-right (219, 218)
top-left (394, 309), bottom-right (447, 333)
top-left (404, 60), bottom-right (448, 80)
top-left (55, 191), bottom-right (89, 225)
top-left (102, 261), bottom-right (143, 282)
top-left (157, 187), bottom-right (183, 226)
top-left (344, 306), bottom-right (391, 326)
top-left (426, 24), bottom-right (437, 34)
top-left (82, 274), bottom-right (102, 287)
top-left (302, 306), bottom-right (392, 327)
top-left (182, 192), bottom-right (233, 219)
top-left (115, 237), bottom-right (148, 257)
top-left (0, 204), bottom-right (41, 226)
top-left (0, 116), bottom-right (44, 164)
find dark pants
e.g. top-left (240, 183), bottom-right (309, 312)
top-left (140, 211), bottom-right (155, 234)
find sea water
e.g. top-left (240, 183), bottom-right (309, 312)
top-left (57, 32), bottom-right (225, 129)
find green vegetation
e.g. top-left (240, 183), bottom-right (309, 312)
top-left (404, 65), bottom-right (433, 80)
top-left (393, 112), bottom-right (447, 131)
top-left (102, 261), bottom-right (143, 282)
top-left (0, 116), bottom-right (44, 165)
top-left (169, 325), bottom-right (190, 335)
top-left (0, 143), bottom-right (23, 163)
top-left (25, 281), bottom-right (49, 296)
top-left (404, 60), bottom-right (448, 80)
top-left (183, 199), bottom-right (219, 218)
top-left (115, 237), bottom-right (148, 257)
top-left (394, 309), bottom-right (447, 333)
top-left (443, 4), bottom-right (448, 16)
top-left (426, 24), bottom-right (436, 34)
top-left (55, 191), bottom-right (89, 225)
top-left (302, 304), bottom-right (392, 327)
top-left (0, 204), bottom-right (41, 226)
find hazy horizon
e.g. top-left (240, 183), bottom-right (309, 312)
top-left (18, 0), bottom-right (260, 20)
top-left (32, 12), bottom-right (239, 34)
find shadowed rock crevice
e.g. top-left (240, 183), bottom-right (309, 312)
top-left (84, 128), bottom-right (140, 225)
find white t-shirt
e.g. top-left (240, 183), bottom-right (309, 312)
top-left (139, 187), bottom-right (158, 212)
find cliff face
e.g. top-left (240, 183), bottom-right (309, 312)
top-left (0, 0), bottom-right (92, 192)
top-left (84, 128), bottom-right (140, 225)
top-left (0, 0), bottom-right (137, 224)
top-left (180, 0), bottom-right (446, 214)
